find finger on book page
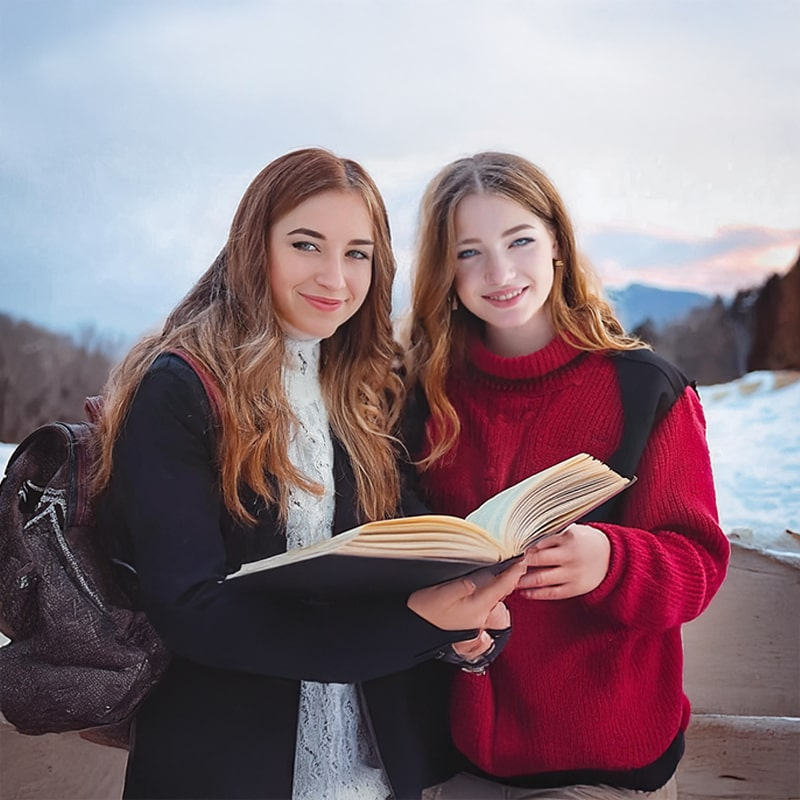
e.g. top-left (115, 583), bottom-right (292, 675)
top-left (467, 554), bottom-right (525, 588)
top-left (526, 529), bottom-right (568, 552)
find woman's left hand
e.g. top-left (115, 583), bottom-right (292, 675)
top-left (451, 600), bottom-right (510, 660)
top-left (517, 523), bottom-right (610, 600)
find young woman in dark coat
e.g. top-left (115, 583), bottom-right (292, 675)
top-left (93, 148), bottom-right (523, 800)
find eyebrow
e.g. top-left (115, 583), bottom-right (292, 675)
top-left (287, 227), bottom-right (374, 246)
top-left (456, 223), bottom-right (536, 246)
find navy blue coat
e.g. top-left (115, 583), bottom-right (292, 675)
top-left (100, 354), bottom-right (465, 799)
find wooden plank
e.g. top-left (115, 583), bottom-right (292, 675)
top-left (683, 543), bottom-right (800, 717)
top-left (0, 724), bottom-right (126, 800)
top-left (678, 714), bottom-right (800, 800)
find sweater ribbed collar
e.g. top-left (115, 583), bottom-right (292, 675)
top-left (467, 331), bottom-right (583, 381)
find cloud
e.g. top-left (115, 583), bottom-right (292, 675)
top-left (1, 0), bottom-right (798, 337)
top-left (588, 225), bottom-right (800, 294)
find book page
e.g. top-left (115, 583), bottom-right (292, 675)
top-left (337, 516), bottom-right (509, 562)
top-left (466, 453), bottom-right (632, 553)
top-left (464, 456), bottom-right (588, 545)
top-left (226, 515), bottom-right (510, 581)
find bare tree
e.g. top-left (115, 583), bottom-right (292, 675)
top-left (0, 314), bottom-right (117, 443)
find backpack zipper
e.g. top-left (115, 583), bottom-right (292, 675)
top-left (20, 423), bottom-right (107, 612)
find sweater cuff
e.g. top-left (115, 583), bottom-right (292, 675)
top-left (581, 523), bottom-right (625, 607)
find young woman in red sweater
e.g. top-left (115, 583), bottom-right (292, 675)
top-left (404, 152), bottom-right (730, 799)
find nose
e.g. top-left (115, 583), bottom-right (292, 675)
top-left (315, 254), bottom-right (347, 290)
top-left (484, 249), bottom-right (516, 285)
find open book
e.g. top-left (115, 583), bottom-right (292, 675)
top-left (226, 453), bottom-right (634, 597)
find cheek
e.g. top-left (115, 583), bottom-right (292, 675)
top-left (542, 265), bottom-right (556, 296)
top-left (453, 270), bottom-right (472, 298)
top-left (352, 268), bottom-right (372, 303)
top-left (268, 261), bottom-right (291, 299)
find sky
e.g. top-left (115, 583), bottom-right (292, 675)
top-left (1, 0), bottom-right (799, 342)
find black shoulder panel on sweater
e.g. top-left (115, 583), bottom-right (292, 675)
top-left (609, 348), bottom-right (691, 476)
top-left (612, 348), bottom-right (693, 419)
top-left (584, 349), bottom-right (690, 523)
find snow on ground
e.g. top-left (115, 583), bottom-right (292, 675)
top-left (0, 443), bottom-right (15, 472)
top-left (1, 370), bottom-right (798, 562)
top-left (698, 370), bottom-right (800, 564)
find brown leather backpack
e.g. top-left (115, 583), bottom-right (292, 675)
top-left (0, 350), bottom-right (218, 748)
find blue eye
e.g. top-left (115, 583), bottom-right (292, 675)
top-left (346, 249), bottom-right (370, 260)
top-left (457, 248), bottom-right (479, 260)
top-left (292, 241), bottom-right (319, 252)
top-left (510, 237), bottom-right (534, 248)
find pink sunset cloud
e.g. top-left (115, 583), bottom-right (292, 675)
top-left (590, 226), bottom-right (800, 296)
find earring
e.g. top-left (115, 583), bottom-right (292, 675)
top-left (553, 259), bottom-right (565, 268)
top-left (451, 294), bottom-right (459, 311)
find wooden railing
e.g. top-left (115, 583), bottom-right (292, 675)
top-left (679, 542), bottom-right (800, 799)
top-left (2, 541), bottom-right (798, 799)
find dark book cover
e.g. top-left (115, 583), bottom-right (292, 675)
top-left (229, 552), bottom-right (523, 598)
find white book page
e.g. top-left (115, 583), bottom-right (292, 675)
top-left (465, 454), bottom-right (594, 549)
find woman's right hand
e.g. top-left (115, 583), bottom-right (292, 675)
top-left (407, 560), bottom-right (525, 631)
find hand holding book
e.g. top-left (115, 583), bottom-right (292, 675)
top-left (407, 558), bottom-right (526, 630)
top-left (516, 521), bottom-right (614, 600)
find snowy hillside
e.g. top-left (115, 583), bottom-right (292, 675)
top-left (698, 370), bottom-right (800, 562)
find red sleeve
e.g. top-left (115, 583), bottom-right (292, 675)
top-left (583, 386), bottom-right (730, 629)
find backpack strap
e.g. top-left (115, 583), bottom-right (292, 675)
top-left (84, 396), bottom-right (104, 424)
top-left (81, 351), bottom-right (222, 428)
top-left (584, 349), bottom-right (691, 523)
top-left (2, 421), bottom-right (97, 529)
top-left (166, 349), bottom-right (223, 425)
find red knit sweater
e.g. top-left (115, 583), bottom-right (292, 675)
top-left (418, 335), bottom-right (730, 784)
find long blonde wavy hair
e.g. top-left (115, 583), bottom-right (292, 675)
top-left (404, 151), bottom-right (646, 467)
top-left (94, 148), bottom-right (403, 524)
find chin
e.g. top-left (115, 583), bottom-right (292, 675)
top-left (314, 319), bottom-right (350, 340)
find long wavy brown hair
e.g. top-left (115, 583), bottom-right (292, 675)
top-left (94, 147), bottom-right (403, 524)
top-left (404, 151), bottom-right (647, 467)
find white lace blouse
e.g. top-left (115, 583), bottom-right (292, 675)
top-left (282, 336), bottom-right (391, 800)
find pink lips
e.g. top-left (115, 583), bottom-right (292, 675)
top-left (300, 293), bottom-right (344, 312)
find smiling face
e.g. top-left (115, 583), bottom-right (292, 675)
top-left (453, 192), bottom-right (559, 357)
top-left (269, 190), bottom-right (374, 340)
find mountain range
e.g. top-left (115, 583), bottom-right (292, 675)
top-left (605, 283), bottom-right (712, 331)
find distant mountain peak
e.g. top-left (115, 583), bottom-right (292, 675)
top-left (606, 283), bottom-right (712, 331)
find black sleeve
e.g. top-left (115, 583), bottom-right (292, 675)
top-left (113, 358), bottom-right (472, 683)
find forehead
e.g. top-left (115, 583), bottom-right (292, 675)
top-left (272, 190), bottom-right (373, 235)
top-left (454, 192), bottom-right (546, 232)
